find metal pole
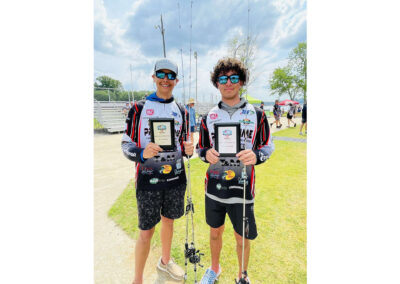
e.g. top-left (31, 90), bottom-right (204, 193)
top-left (130, 64), bottom-right (134, 103)
top-left (161, 14), bottom-right (166, 58)
top-left (194, 51), bottom-right (198, 112)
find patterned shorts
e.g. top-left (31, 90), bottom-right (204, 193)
top-left (136, 183), bottom-right (186, 230)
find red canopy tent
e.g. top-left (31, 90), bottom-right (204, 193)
top-left (278, 99), bottom-right (299, 106)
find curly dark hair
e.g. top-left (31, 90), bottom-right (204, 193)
top-left (210, 57), bottom-right (248, 88)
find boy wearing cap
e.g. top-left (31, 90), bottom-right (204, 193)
top-left (197, 58), bottom-right (274, 283)
top-left (122, 58), bottom-right (194, 284)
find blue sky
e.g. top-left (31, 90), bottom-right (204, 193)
top-left (94, 0), bottom-right (306, 103)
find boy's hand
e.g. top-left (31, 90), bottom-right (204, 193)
top-left (183, 141), bottom-right (194, 156)
top-left (236, 149), bottom-right (257, 166)
top-left (206, 148), bottom-right (220, 164)
top-left (143, 142), bottom-right (163, 159)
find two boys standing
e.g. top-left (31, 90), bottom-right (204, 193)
top-left (122, 57), bottom-right (274, 284)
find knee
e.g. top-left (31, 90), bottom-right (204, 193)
top-left (210, 226), bottom-right (224, 241)
top-left (139, 228), bottom-right (155, 243)
top-left (161, 215), bottom-right (174, 226)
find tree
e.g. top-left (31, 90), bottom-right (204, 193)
top-left (288, 42), bottom-right (307, 102)
top-left (269, 67), bottom-right (299, 100)
top-left (228, 34), bottom-right (259, 96)
top-left (269, 42), bottom-right (307, 102)
top-left (95, 75), bottom-right (123, 90)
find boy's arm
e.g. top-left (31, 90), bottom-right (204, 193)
top-left (196, 116), bottom-right (212, 163)
top-left (121, 105), bottom-right (146, 163)
top-left (253, 112), bottom-right (274, 165)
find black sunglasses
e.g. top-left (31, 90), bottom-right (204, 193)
top-left (155, 71), bottom-right (177, 80)
top-left (218, 74), bottom-right (240, 84)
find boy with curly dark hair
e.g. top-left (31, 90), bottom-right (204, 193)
top-left (197, 57), bottom-right (274, 283)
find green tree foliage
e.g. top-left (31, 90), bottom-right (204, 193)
top-left (288, 42), bottom-right (307, 102)
top-left (269, 42), bottom-right (307, 102)
top-left (93, 89), bottom-right (152, 101)
top-left (95, 75), bottom-right (123, 89)
top-left (269, 67), bottom-right (299, 100)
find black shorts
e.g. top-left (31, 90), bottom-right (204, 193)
top-left (287, 114), bottom-right (293, 119)
top-left (302, 118), bottom-right (307, 123)
top-left (205, 196), bottom-right (257, 240)
top-left (136, 184), bottom-right (186, 230)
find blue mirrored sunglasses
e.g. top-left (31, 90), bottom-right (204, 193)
top-left (218, 74), bottom-right (240, 84)
top-left (156, 71), bottom-right (176, 80)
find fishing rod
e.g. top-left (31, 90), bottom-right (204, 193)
top-left (236, 1), bottom-right (250, 283)
top-left (179, 1), bottom-right (203, 282)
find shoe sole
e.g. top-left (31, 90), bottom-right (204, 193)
top-left (156, 264), bottom-right (184, 281)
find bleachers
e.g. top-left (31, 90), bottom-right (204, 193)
top-left (94, 101), bottom-right (127, 133)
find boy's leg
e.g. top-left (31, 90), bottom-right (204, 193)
top-left (210, 225), bottom-right (225, 273)
top-left (234, 231), bottom-right (250, 280)
top-left (161, 215), bottom-right (174, 264)
top-left (134, 228), bottom-right (155, 284)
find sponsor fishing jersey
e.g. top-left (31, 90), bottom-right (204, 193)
top-left (121, 93), bottom-right (189, 190)
top-left (197, 101), bottom-right (274, 204)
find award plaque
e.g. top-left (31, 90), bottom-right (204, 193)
top-left (149, 118), bottom-right (175, 151)
top-left (214, 122), bottom-right (240, 157)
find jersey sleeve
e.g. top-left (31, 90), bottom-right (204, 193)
top-left (253, 111), bottom-right (274, 165)
top-left (196, 116), bottom-right (211, 163)
top-left (121, 103), bottom-right (145, 163)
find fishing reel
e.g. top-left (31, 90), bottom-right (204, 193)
top-left (235, 271), bottom-right (248, 284)
top-left (185, 243), bottom-right (203, 266)
top-left (185, 199), bottom-right (195, 215)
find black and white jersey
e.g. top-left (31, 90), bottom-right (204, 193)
top-left (196, 101), bottom-right (274, 204)
top-left (121, 93), bottom-right (189, 190)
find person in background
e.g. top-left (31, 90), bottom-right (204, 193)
top-left (270, 99), bottom-right (282, 129)
top-left (260, 102), bottom-right (264, 110)
top-left (186, 98), bottom-right (196, 143)
top-left (299, 103), bottom-right (307, 135)
top-left (287, 103), bottom-right (296, 127)
top-left (122, 102), bottom-right (130, 116)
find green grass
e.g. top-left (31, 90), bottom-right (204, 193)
top-left (272, 125), bottom-right (307, 139)
top-left (94, 118), bottom-right (104, 129)
top-left (109, 140), bottom-right (306, 283)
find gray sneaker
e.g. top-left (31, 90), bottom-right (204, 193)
top-left (156, 257), bottom-right (185, 280)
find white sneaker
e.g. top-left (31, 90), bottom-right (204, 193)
top-left (156, 257), bottom-right (184, 280)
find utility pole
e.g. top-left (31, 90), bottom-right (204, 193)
top-left (130, 64), bottom-right (134, 103)
top-left (194, 51), bottom-right (198, 111)
top-left (155, 14), bottom-right (166, 58)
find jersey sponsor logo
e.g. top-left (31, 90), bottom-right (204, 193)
top-left (259, 152), bottom-right (266, 162)
top-left (171, 111), bottom-right (178, 117)
top-left (146, 109), bottom-right (154, 115)
top-left (222, 170), bottom-right (235, 180)
top-left (238, 178), bottom-right (249, 185)
top-left (144, 128), bottom-right (151, 136)
top-left (210, 113), bottom-right (218, 120)
top-left (150, 178), bottom-right (159, 184)
top-left (239, 118), bottom-right (254, 125)
top-left (240, 109), bottom-right (255, 115)
top-left (174, 169), bottom-right (183, 175)
top-left (241, 129), bottom-right (254, 139)
top-left (229, 185), bottom-right (243, 190)
top-left (216, 183), bottom-right (227, 190)
top-left (176, 161), bottom-right (182, 169)
top-left (167, 176), bottom-right (179, 182)
top-left (159, 164), bottom-right (172, 174)
top-left (209, 170), bottom-right (220, 179)
top-left (175, 120), bottom-right (180, 126)
top-left (141, 167), bottom-right (154, 175)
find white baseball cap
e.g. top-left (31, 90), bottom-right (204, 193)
top-left (154, 58), bottom-right (178, 75)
